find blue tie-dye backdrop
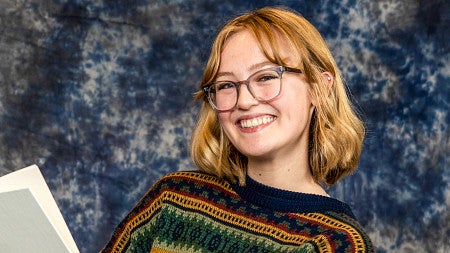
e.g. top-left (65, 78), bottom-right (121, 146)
top-left (0, 1), bottom-right (448, 252)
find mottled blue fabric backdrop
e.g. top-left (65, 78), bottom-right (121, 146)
top-left (0, 0), bottom-right (448, 252)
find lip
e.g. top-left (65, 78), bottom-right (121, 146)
top-left (235, 114), bottom-right (277, 132)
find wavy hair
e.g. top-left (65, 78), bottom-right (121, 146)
top-left (190, 6), bottom-right (365, 187)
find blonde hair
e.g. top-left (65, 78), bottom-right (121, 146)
top-left (190, 6), bottom-right (365, 187)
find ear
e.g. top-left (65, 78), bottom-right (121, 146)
top-left (311, 72), bottom-right (334, 106)
top-left (322, 72), bottom-right (334, 92)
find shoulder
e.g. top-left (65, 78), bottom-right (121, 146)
top-left (289, 211), bottom-right (373, 252)
top-left (156, 170), bottom-right (231, 188)
top-left (147, 170), bottom-right (235, 197)
top-left (101, 171), bottom-right (235, 252)
top-left (158, 170), bottom-right (224, 182)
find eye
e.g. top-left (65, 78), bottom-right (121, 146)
top-left (253, 71), bottom-right (280, 84)
top-left (216, 81), bottom-right (236, 91)
top-left (257, 74), bottom-right (278, 82)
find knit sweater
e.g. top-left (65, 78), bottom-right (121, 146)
top-left (102, 171), bottom-right (373, 253)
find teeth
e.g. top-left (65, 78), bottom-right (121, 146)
top-left (240, 116), bottom-right (275, 128)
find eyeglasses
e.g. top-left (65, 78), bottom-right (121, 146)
top-left (202, 66), bottom-right (302, 112)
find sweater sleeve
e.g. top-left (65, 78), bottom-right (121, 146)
top-left (100, 174), bottom-right (171, 253)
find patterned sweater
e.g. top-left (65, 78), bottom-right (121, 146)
top-left (102, 171), bottom-right (373, 252)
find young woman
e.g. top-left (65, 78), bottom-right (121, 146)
top-left (102, 6), bottom-right (373, 252)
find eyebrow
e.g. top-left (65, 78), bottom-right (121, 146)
top-left (216, 61), bottom-right (275, 79)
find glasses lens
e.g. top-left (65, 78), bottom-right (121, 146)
top-left (248, 69), bottom-right (281, 101)
top-left (209, 81), bottom-right (237, 111)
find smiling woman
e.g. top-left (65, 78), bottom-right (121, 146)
top-left (192, 6), bottom-right (365, 189)
top-left (102, 6), bottom-right (373, 253)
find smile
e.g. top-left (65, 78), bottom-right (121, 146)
top-left (238, 116), bottom-right (276, 128)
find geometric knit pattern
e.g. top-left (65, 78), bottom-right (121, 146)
top-left (101, 171), bottom-right (373, 253)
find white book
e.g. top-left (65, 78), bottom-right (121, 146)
top-left (0, 164), bottom-right (79, 253)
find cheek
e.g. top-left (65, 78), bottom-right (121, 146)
top-left (279, 90), bottom-right (315, 122)
top-left (217, 113), bottom-right (236, 144)
top-left (217, 112), bottom-right (234, 133)
top-left (217, 112), bottom-right (229, 124)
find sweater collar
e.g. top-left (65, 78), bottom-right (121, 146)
top-left (231, 175), bottom-right (356, 218)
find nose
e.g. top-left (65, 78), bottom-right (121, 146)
top-left (236, 83), bottom-right (259, 110)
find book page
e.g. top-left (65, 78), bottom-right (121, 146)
top-left (0, 189), bottom-right (72, 252)
top-left (0, 165), bottom-right (79, 253)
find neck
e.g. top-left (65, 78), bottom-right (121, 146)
top-left (247, 157), bottom-right (327, 196)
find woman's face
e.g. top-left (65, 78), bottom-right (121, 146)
top-left (217, 30), bottom-right (315, 162)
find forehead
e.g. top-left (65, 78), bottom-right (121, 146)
top-left (219, 29), bottom-right (294, 72)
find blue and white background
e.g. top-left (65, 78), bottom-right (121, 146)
top-left (0, 1), bottom-right (448, 252)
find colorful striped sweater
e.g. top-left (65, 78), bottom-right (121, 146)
top-left (102, 171), bottom-right (373, 252)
